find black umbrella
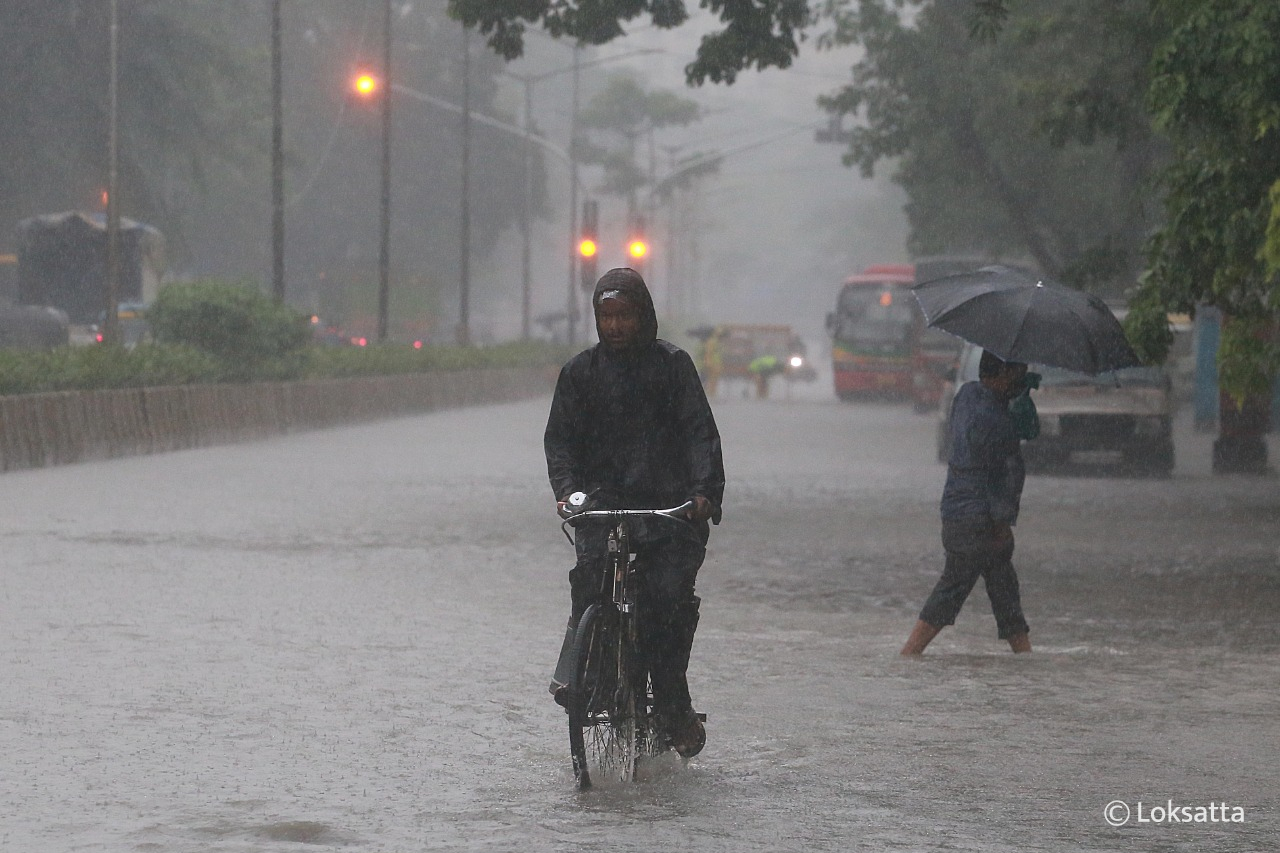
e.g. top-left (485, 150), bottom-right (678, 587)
top-left (910, 265), bottom-right (1141, 375)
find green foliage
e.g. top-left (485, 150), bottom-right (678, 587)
top-left (1267, 179), bottom-right (1280, 274)
top-left (0, 3), bottom-right (539, 298)
top-left (448, 0), bottom-right (809, 85)
top-left (817, 0), bottom-right (1165, 291)
top-left (302, 340), bottom-right (575, 379)
top-left (1217, 318), bottom-right (1280, 405)
top-left (1121, 286), bottom-right (1175, 366)
top-left (576, 74), bottom-right (712, 205)
top-left (0, 2), bottom-right (261, 261)
top-left (1129, 0), bottom-right (1280, 393)
top-left (0, 344), bottom-right (224, 396)
top-left (148, 280), bottom-right (311, 376)
top-left (0, 339), bottom-right (576, 397)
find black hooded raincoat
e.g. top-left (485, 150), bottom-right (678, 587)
top-left (544, 269), bottom-right (725, 517)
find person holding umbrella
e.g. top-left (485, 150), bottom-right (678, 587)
top-left (900, 265), bottom-right (1141, 655)
top-left (901, 349), bottom-right (1032, 655)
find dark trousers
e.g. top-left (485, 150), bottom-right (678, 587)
top-left (553, 521), bottom-right (706, 719)
top-left (919, 518), bottom-right (1029, 640)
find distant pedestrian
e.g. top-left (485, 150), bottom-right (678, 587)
top-left (702, 327), bottom-right (725, 398)
top-left (901, 350), bottom-right (1033, 655)
top-left (748, 353), bottom-right (783, 399)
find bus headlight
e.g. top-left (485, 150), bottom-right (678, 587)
top-left (789, 355), bottom-right (804, 368)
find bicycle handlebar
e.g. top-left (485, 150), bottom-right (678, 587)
top-left (560, 501), bottom-right (695, 523)
top-left (557, 496), bottom-right (697, 545)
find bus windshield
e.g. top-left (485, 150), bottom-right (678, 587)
top-left (834, 285), bottom-right (915, 353)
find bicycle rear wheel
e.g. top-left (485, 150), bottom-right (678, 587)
top-left (567, 603), bottom-right (641, 787)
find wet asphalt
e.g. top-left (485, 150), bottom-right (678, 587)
top-left (0, 386), bottom-right (1276, 852)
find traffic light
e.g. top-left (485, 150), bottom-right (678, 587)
top-left (579, 199), bottom-right (599, 291)
top-left (351, 68), bottom-right (381, 100)
top-left (627, 238), bottom-right (649, 262)
top-left (626, 215), bottom-right (648, 268)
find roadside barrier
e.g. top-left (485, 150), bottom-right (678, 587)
top-left (0, 366), bottom-right (553, 473)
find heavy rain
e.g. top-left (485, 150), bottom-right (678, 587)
top-left (1, 2), bottom-right (1279, 852)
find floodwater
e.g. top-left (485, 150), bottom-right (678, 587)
top-left (0, 390), bottom-right (1277, 851)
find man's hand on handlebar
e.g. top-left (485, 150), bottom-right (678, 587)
top-left (686, 496), bottom-right (714, 523)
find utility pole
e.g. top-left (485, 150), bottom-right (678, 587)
top-left (271, 0), bottom-right (285, 303)
top-left (520, 79), bottom-right (532, 340)
top-left (458, 25), bottom-right (471, 346)
top-left (103, 0), bottom-right (121, 346)
top-left (567, 45), bottom-right (581, 345)
top-left (376, 0), bottom-right (392, 342)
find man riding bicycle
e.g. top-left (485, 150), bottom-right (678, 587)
top-left (545, 267), bottom-right (725, 758)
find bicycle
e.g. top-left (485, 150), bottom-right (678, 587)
top-left (558, 492), bottom-right (705, 788)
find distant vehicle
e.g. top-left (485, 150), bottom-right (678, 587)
top-left (907, 257), bottom-right (1008, 412)
top-left (0, 304), bottom-right (69, 350)
top-left (823, 258), bottom-right (1038, 408)
top-left (936, 341), bottom-right (1176, 477)
top-left (15, 211), bottom-right (165, 324)
top-left (91, 302), bottom-right (151, 348)
top-left (700, 323), bottom-right (814, 398)
top-left (825, 263), bottom-right (921, 402)
top-left (308, 315), bottom-right (354, 347)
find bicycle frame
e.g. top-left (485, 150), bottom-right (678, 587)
top-left (562, 501), bottom-right (695, 608)
top-left (560, 501), bottom-right (693, 787)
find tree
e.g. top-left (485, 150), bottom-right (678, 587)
top-left (817, 0), bottom-right (1165, 292)
top-left (0, 1), bottom-right (262, 261)
top-left (969, 0), bottom-right (1280, 394)
top-left (447, 0), bottom-right (810, 84)
top-left (262, 1), bottom-right (536, 333)
top-left (577, 75), bottom-right (703, 209)
top-left (1125, 0), bottom-right (1280, 397)
top-left (0, 0), bottom-right (544, 340)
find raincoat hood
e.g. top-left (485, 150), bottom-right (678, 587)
top-left (592, 268), bottom-right (658, 347)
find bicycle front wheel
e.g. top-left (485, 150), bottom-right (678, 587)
top-left (567, 603), bottom-right (640, 787)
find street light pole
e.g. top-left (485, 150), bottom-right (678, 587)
top-left (104, 0), bottom-right (121, 346)
top-left (568, 44), bottom-right (581, 345)
top-left (271, 0), bottom-right (285, 303)
top-left (376, 0), bottom-right (392, 342)
top-left (496, 48), bottom-right (657, 346)
top-left (520, 79), bottom-right (532, 340)
top-left (458, 25), bottom-right (471, 346)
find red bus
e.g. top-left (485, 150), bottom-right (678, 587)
top-left (827, 259), bottom-right (1008, 407)
top-left (825, 263), bottom-right (919, 401)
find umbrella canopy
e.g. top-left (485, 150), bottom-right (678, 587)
top-left (910, 265), bottom-right (1141, 375)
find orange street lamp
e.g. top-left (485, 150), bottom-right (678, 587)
top-left (352, 70), bottom-right (380, 99)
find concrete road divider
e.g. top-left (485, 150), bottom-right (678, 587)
top-left (0, 367), bottom-right (554, 473)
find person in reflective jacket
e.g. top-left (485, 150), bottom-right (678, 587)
top-left (545, 267), bottom-right (725, 757)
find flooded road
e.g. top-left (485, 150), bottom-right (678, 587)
top-left (1, 393), bottom-right (1276, 851)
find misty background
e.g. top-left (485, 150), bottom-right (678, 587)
top-left (0, 1), bottom-right (907, 348)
